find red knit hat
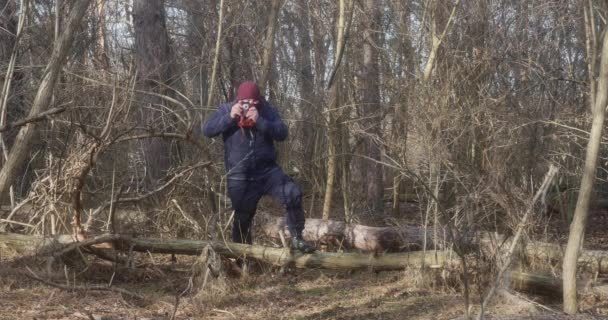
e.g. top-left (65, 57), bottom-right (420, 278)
top-left (236, 81), bottom-right (261, 101)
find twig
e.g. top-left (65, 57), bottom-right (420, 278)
top-left (169, 293), bottom-right (181, 320)
top-left (89, 161), bottom-right (213, 217)
top-left (211, 309), bottom-right (237, 319)
top-left (0, 196), bottom-right (31, 231)
top-left (25, 266), bottom-right (144, 300)
top-left (116, 162), bottom-right (212, 203)
top-left (0, 218), bottom-right (34, 228)
top-left (172, 199), bottom-right (202, 234)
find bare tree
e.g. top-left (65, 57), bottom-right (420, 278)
top-left (562, 5), bottom-right (608, 314)
top-left (0, 0), bottom-right (92, 200)
top-left (0, 0), bottom-right (18, 205)
top-left (322, 0), bottom-right (349, 220)
top-left (133, 0), bottom-right (173, 187)
top-left (204, 0), bottom-right (224, 117)
top-left (360, 0), bottom-right (383, 213)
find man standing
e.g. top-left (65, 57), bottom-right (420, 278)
top-left (203, 81), bottom-right (315, 253)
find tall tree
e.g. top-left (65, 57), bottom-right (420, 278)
top-left (0, 0), bottom-right (17, 154)
top-left (322, 0), bottom-right (349, 220)
top-left (133, 0), bottom-right (172, 186)
top-left (0, 0), bottom-right (17, 205)
top-left (205, 0), bottom-right (223, 116)
top-left (562, 5), bottom-right (608, 314)
top-left (361, 0), bottom-right (383, 213)
top-left (294, 2), bottom-right (316, 177)
top-left (184, 0), bottom-right (209, 110)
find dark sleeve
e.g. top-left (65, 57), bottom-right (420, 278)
top-left (255, 105), bottom-right (288, 141)
top-left (202, 103), bottom-right (236, 137)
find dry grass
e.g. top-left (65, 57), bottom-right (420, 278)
top-left (1, 247), bottom-right (605, 320)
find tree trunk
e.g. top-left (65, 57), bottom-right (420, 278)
top-left (295, 2), bottom-right (316, 169)
top-left (258, 0), bottom-right (282, 91)
top-left (184, 0), bottom-right (208, 112)
top-left (93, 0), bottom-right (110, 72)
top-left (0, 0), bottom-right (17, 204)
top-left (204, 0), bottom-right (223, 117)
top-left (361, 0), bottom-right (383, 213)
top-left (322, 0), bottom-right (348, 220)
top-left (0, 0), bottom-right (92, 201)
top-left (563, 20), bottom-right (608, 313)
top-left (422, 0), bottom-right (460, 83)
top-left (0, 0), bottom-right (16, 84)
top-left (133, 0), bottom-right (172, 186)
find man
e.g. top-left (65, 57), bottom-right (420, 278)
top-left (202, 81), bottom-right (315, 253)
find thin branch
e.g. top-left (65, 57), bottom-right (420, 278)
top-left (89, 161), bottom-right (213, 218)
top-left (25, 266), bottom-right (144, 300)
top-left (0, 106), bottom-right (68, 132)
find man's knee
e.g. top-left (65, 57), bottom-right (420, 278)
top-left (284, 182), bottom-right (303, 208)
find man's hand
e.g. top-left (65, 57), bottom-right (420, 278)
top-left (230, 103), bottom-right (243, 119)
top-left (245, 107), bottom-right (259, 123)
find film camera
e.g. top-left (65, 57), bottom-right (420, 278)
top-left (237, 100), bottom-right (257, 128)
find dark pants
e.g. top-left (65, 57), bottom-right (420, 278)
top-left (228, 167), bottom-right (305, 244)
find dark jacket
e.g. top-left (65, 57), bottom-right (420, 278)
top-left (202, 99), bottom-right (288, 179)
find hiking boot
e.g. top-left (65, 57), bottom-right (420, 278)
top-left (291, 236), bottom-right (316, 254)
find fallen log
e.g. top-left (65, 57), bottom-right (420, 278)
top-left (524, 242), bottom-right (608, 274)
top-left (480, 233), bottom-right (608, 274)
top-left (259, 217), bottom-right (440, 253)
top-left (3, 231), bottom-right (607, 275)
top-left (0, 232), bottom-right (451, 271)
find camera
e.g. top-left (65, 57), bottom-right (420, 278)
top-left (237, 100), bottom-right (256, 128)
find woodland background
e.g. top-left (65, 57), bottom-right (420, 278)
top-left (1, 0), bottom-right (608, 319)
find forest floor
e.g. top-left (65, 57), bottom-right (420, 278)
top-left (1, 251), bottom-right (605, 320)
top-left (1, 201), bottom-right (608, 319)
